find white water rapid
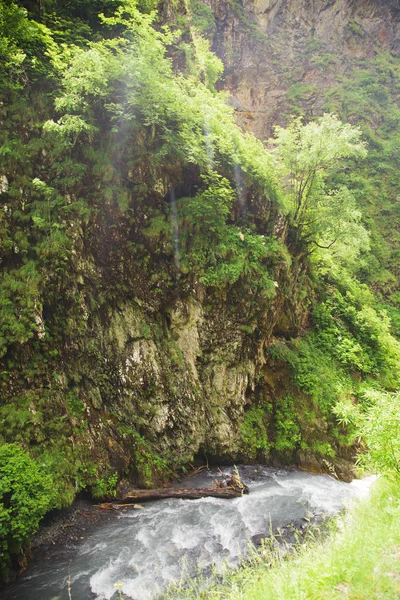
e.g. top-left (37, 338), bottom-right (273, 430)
top-left (3, 466), bottom-right (375, 600)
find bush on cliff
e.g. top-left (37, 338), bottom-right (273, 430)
top-left (0, 444), bottom-right (55, 578)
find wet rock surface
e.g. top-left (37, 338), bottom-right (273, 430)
top-left (29, 499), bottom-right (117, 561)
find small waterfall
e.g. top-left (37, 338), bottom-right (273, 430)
top-left (234, 163), bottom-right (246, 216)
top-left (169, 188), bottom-right (181, 272)
top-left (203, 115), bottom-right (215, 172)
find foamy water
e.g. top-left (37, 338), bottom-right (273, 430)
top-left (3, 467), bottom-right (375, 600)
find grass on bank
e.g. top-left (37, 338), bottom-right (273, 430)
top-left (164, 477), bottom-right (400, 600)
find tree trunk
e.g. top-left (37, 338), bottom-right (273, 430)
top-left (114, 485), bottom-right (249, 504)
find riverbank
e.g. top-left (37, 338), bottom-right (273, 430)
top-left (7, 498), bottom-right (118, 583)
top-left (31, 498), bottom-right (117, 555)
top-left (166, 476), bottom-right (400, 600)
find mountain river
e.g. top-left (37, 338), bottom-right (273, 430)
top-left (3, 466), bottom-right (375, 600)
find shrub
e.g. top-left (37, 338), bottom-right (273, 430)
top-left (273, 395), bottom-right (301, 453)
top-left (239, 406), bottom-right (270, 459)
top-left (357, 389), bottom-right (400, 480)
top-left (0, 444), bottom-right (55, 577)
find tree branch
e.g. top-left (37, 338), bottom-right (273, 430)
top-left (311, 238), bottom-right (337, 249)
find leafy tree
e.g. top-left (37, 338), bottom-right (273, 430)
top-left (357, 389), bottom-right (400, 480)
top-left (176, 175), bottom-right (279, 295)
top-left (271, 115), bottom-right (368, 259)
top-left (0, 1), bottom-right (57, 90)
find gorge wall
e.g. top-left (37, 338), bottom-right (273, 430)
top-left (207, 0), bottom-right (400, 136)
top-left (2, 0), bottom-right (400, 510)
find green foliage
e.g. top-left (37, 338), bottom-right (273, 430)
top-left (133, 432), bottom-right (170, 487)
top-left (190, 31), bottom-right (223, 90)
top-left (2, 0), bottom-right (400, 575)
top-left (313, 273), bottom-right (400, 388)
top-left (177, 175), bottom-right (280, 296)
top-left (347, 19), bottom-right (365, 37)
top-left (270, 256), bottom-right (400, 462)
top-left (188, 0), bottom-right (216, 37)
top-left (285, 83), bottom-right (317, 115)
top-left (0, 1), bottom-right (57, 90)
top-left (136, 0), bottom-right (159, 13)
top-left (66, 389), bottom-right (85, 416)
top-left (0, 444), bottom-right (55, 575)
top-left (239, 406), bottom-right (270, 459)
top-left (310, 53), bottom-right (336, 69)
top-left (182, 174), bottom-right (234, 236)
top-left (37, 446), bottom-right (83, 507)
top-left (271, 115), bottom-right (368, 263)
top-left (46, 2), bottom-right (275, 195)
top-left (139, 321), bottom-right (152, 339)
top-left (357, 389), bottom-right (400, 480)
top-left (273, 395), bottom-right (301, 453)
top-left (322, 53), bottom-right (400, 296)
top-left (270, 337), bottom-right (351, 416)
top-left (91, 472), bottom-right (119, 498)
top-left (0, 262), bottom-right (43, 357)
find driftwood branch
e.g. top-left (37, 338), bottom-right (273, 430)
top-left (97, 469), bottom-right (250, 508)
top-left (119, 485), bottom-right (248, 503)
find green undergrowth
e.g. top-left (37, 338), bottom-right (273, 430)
top-left (0, 444), bottom-right (55, 579)
top-left (264, 265), bottom-right (400, 460)
top-left (164, 477), bottom-right (400, 600)
top-left (323, 53), bottom-right (400, 311)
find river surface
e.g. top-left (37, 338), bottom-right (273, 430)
top-left (3, 466), bottom-right (374, 600)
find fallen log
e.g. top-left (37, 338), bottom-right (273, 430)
top-left (96, 503), bottom-right (145, 511)
top-left (118, 485), bottom-right (249, 503)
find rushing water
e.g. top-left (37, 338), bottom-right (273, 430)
top-left (3, 466), bottom-right (375, 600)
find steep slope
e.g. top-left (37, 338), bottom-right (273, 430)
top-left (0, 0), bottom-right (308, 506)
top-left (202, 0), bottom-right (400, 293)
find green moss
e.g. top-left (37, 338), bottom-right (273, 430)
top-left (169, 339), bottom-right (185, 367)
top-left (285, 82), bottom-right (318, 115)
top-left (132, 433), bottom-right (172, 487)
top-left (188, 0), bottom-right (216, 36)
top-left (139, 321), bottom-right (152, 339)
top-left (311, 53), bottom-right (337, 69)
top-left (347, 19), bottom-right (365, 37)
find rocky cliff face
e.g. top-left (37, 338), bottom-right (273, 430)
top-left (18, 241), bottom-right (308, 487)
top-left (205, 0), bottom-right (400, 137)
top-left (1, 158), bottom-right (311, 495)
top-left (4, 0), bottom-right (399, 499)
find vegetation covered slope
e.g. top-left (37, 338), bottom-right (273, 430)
top-left (1, 0), bottom-right (400, 580)
top-left (200, 0), bottom-right (400, 460)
